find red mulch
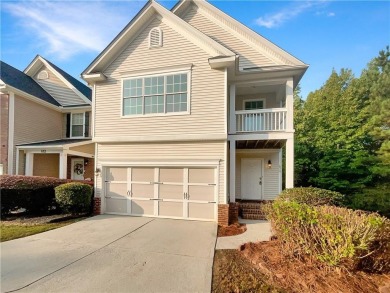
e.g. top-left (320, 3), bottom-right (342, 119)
top-left (218, 223), bottom-right (247, 237)
top-left (239, 240), bottom-right (390, 293)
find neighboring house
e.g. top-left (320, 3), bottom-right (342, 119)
top-left (0, 56), bottom-right (95, 180)
top-left (82, 0), bottom-right (308, 223)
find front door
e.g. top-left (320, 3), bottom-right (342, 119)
top-left (241, 158), bottom-right (263, 200)
top-left (71, 158), bottom-right (84, 180)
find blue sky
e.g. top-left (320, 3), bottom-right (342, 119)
top-left (1, 0), bottom-right (389, 99)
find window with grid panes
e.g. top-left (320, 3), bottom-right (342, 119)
top-left (123, 73), bottom-right (188, 116)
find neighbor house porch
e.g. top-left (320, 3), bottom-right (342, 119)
top-left (16, 139), bottom-right (95, 181)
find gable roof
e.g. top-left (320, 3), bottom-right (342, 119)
top-left (172, 0), bottom-right (307, 68)
top-left (42, 58), bottom-right (92, 100)
top-left (25, 55), bottom-right (92, 104)
top-left (0, 60), bottom-right (61, 106)
top-left (82, 0), bottom-right (235, 76)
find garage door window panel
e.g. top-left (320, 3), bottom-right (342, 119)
top-left (132, 168), bottom-right (154, 182)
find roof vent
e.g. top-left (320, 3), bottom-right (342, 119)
top-left (149, 27), bottom-right (162, 48)
top-left (37, 70), bottom-right (49, 80)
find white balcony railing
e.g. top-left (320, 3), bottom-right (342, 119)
top-left (236, 108), bottom-right (287, 132)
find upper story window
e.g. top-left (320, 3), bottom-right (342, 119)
top-left (149, 27), bottom-right (162, 48)
top-left (123, 72), bottom-right (188, 117)
top-left (66, 112), bottom-right (90, 138)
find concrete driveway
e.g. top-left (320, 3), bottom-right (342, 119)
top-left (1, 215), bottom-right (217, 293)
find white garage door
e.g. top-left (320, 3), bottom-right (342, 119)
top-left (104, 166), bottom-right (217, 221)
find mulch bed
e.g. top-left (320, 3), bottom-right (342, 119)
top-left (239, 240), bottom-right (390, 293)
top-left (218, 223), bottom-right (247, 237)
top-left (1, 213), bottom-right (88, 226)
top-left (212, 249), bottom-right (282, 293)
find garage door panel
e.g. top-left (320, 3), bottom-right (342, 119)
top-left (188, 185), bottom-right (214, 201)
top-left (132, 168), bottom-right (154, 182)
top-left (188, 202), bottom-right (214, 220)
top-left (132, 184), bottom-right (154, 198)
top-left (159, 184), bottom-right (183, 200)
top-left (132, 200), bottom-right (154, 215)
top-left (189, 168), bottom-right (214, 184)
top-left (160, 168), bottom-right (183, 183)
top-left (106, 198), bottom-right (127, 214)
top-left (107, 168), bottom-right (127, 181)
top-left (159, 201), bottom-right (183, 218)
top-left (106, 183), bottom-right (127, 198)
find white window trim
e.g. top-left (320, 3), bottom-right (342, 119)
top-left (242, 98), bottom-right (266, 110)
top-left (70, 112), bottom-right (86, 138)
top-left (121, 70), bottom-right (191, 119)
top-left (149, 27), bottom-right (162, 48)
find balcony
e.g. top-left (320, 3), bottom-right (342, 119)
top-left (235, 108), bottom-right (287, 132)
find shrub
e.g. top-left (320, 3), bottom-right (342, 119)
top-left (263, 201), bottom-right (390, 272)
top-left (1, 175), bottom-right (67, 215)
top-left (348, 183), bottom-right (390, 218)
top-left (55, 182), bottom-right (92, 214)
top-left (1, 175), bottom-right (93, 216)
top-left (277, 187), bottom-right (344, 206)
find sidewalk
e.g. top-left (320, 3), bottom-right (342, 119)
top-left (216, 219), bottom-right (272, 250)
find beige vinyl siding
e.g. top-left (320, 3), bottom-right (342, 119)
top-left (236, 150), bottom-right (281, 200)
top-left (34, 65), bottom-right (86, 106)
top-left (13, 95), bottom-right (63, 173)
top-left (33, 154), bottom-right (59, 177)
top-left (95, 16), bottom-right (225, 139)
top-left (182, 6), bottom-right (279, 70)
top-left (17, 150), bottom-right (25, 175)
top-left (69, 143), bottom-right (95, 155)
top-left (96, 141), bottom-right (226, 203)
top-left (0, 94), bottom-right (9, 173)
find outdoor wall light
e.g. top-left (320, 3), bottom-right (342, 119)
top-left (95, 168), bottom-right (101, 176)
top-left (267, 160), bottom-right (272, 169)
top-left (84, 159), bottom-right (89, 166)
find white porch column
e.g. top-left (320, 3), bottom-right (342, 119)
top-left (25, 152), bottom-right (34, 176)
top-left (285, 137), bottom-right (294, 188)
top-left (59, 151), bottom-right (67, 179)
top-left (7, 92), bottom-right (15, 174)
top-left (286, 78), bottom-right (294, 131)
top-left (229, 84), bottom-right (236, 134)
top-left (229, 139), bottom-right (236, 202)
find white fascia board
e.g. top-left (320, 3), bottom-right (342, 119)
top-left (81, 73), bottom-right (107, 84)
top-left (60, 105), bottom-right (92, 112)
top-left (93, 133), bottom-right (227, 143)
top-left (2, 85), bottom-right (61, 112)
top-left (208, 55), bottom-right (236, 69)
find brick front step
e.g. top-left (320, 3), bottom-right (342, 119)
top-left (241, 213), bottom-right (267, 220)
top-left (239, 203), bottom-right (263, 209)
top-left (241, 209), bottom-right (265, 215)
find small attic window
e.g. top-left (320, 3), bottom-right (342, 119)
top-left (149, 27), bottom-right (162, 48)
top-left (37, 70), bottom-right (49, 80)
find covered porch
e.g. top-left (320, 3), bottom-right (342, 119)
top-left (16, 139), bottom-right (95, 181)
top-left (228, 136), bottom-right (293, 203)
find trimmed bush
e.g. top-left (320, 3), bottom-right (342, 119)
top-left (263, 201), bottom-right (389, 272)
top-left (1, 175), bottom-right (67, 215)
top-left (55, 182), bottom-right (92, 214)
top-left (1, 175), bottom-right (93, 216)
top-left (277, 187), bottom-right (344, 206)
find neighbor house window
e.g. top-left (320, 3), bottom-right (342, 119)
top-left (123, 72), bottom-right (188, 116)
top-left (66, 112), bottom-right (90, 138)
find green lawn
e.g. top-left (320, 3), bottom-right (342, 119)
top-left (1, 219), bottom-right (84, 242)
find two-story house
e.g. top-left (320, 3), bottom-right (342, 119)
top-left (82, 0), bottom-right (308, 224)
top-left (0, 56), bottom-right (95, 180)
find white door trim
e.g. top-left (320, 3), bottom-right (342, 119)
top-left (241, 158), bottom-right (264, 200)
